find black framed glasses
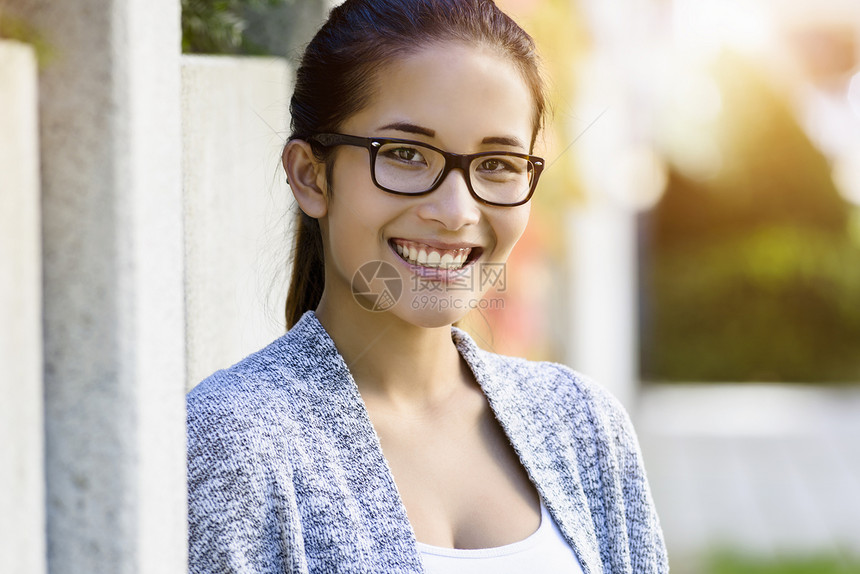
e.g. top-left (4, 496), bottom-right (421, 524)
top-left (310, 133), bottom-right (544, 207)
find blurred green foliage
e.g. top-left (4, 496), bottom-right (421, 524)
top-left (182, 0), bottom-right (282, 54)
top-left (181, 0), bottom-right (326, 56)
top-left (641, 52), bottom-right (860, 383)
top-left (706, 551), bottom-right (860, 574)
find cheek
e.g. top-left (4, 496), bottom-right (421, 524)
top-left (324, 202), bottom-right (374, 270)
top-left (321, 183), bottom-right (401, 268)
top-left (493, 205), bottom-right (531, 255)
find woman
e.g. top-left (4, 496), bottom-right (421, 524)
top-left (187, 0), bottom-right (668, 572)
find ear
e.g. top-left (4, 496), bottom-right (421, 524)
top-left (283, 139), bottom-right (328, 218)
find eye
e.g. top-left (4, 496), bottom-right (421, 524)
top-left (479, 158), bottom-right (506, 171)
top-left (383, 146), bottom-right (428, 165)
top-left (477, 156), bottom-right (522, 173)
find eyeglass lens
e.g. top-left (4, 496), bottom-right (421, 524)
top-left (374, 142), bottom-right (535, 205)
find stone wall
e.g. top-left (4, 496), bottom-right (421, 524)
top-left (1, 4), bottom-right (291, 571)
top-left (0, 39), bottom-right (45, 574)
top-left (5, 0), bottom-right (187, 571)
top-left (182, 56), bottom-right (292, 389)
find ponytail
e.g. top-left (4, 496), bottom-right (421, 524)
top-left (285, 209), bottom-right (325, 328)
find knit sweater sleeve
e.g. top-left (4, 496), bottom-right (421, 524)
top-left (187, 375), bottom-right (304, 574)
top-left (588, 380), bottom-right (669, 573)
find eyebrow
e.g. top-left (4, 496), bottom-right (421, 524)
top-left (379, 122), bottom-right (526, 150)
top-left (481, 135), bottom-right (526, 149)
top-left (378, 122), bottom-right (435, 137)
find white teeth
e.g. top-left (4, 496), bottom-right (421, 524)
top-left (394, 242), bottom-right (472, 269)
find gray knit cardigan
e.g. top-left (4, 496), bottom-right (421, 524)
top-left (187, 311), bottom-right (668, 573)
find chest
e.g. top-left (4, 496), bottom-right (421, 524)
top-left (278, 370), bottom-right (603, 573)
top-left (370, 398), bottom-right (542, 549)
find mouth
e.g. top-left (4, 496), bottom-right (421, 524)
top-left (389, 238), bottom-right (483, 271)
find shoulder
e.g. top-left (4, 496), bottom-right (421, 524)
top-left (458, 330), bottom-right (628, 422)
top-left (510, 355), bottom-right (629, 426)
top-left (186, 314), bottom-right (355, 470)
top-left (187, 334), bottom-right (298, 431)
top-left (188, 312), bottom-right (345, 425)
top-left (185, 335), bottom-right (299, 489)
top-left (480, 348), bottom-right (600, 396)
top-left (453, 329), bottom-right (635, 449)
top-left (185, 314), bottom-right (341, 514)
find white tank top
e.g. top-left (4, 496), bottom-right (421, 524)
top-left (416, 501), bottom-right (584, 574)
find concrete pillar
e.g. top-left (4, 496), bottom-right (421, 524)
top-left (5, 1), bottom-right (186, 572)
top-left (566, 202), bottom-right (638, 410)
top-left (564, 0), bottom-right (666, 411)
top-left (0, 40), bottom-right (45, 574)
top-left (565, 69), bottom-right (643, 411)
top-left (181, 56), bottom-right (291, 389)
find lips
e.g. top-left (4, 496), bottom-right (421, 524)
top-left (389, 238), bottom-right (480, 270)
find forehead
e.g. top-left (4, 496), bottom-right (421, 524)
top-left (341, 42), bottom-right (535, 150)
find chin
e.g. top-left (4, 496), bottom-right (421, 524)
top-left (388, 299), bottom-right (471, 330)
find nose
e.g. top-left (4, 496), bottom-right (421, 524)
top-left (415, 168), bottom-right (481, 230)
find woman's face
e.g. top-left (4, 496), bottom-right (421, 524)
top-left (318, 42), bottom-right (536, 328)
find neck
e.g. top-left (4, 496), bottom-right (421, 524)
top-left (314, 300), bottom-right (466, 408)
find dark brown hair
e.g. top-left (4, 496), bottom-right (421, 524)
top-left (285, 0), bottom-right (547, 328)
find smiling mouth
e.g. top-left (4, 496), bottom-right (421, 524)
top-left (390, 239), bottom-right (481, 270)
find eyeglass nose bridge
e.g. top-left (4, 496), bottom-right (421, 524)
top-left (426, 150), bottom-right (479, 198)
